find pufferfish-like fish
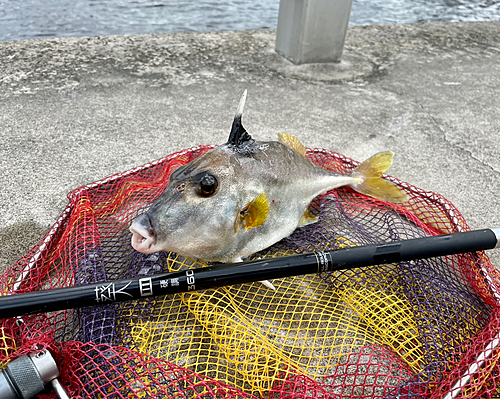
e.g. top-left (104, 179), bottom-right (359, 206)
top-left (130, 91), bottom-right (407, 289)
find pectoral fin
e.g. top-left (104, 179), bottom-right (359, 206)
top-left (238, 193), bottom-right (270, 230)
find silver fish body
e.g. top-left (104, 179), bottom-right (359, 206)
top-left (130, 91), bottom-right (406, 263)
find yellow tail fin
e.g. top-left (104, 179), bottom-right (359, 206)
top-left (350, 151), bottom-right (407, 203)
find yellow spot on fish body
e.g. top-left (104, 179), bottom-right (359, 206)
top-left (239, 193), bottom-right (269, 230)
top-left (278, 132), bottom-right (307, 157)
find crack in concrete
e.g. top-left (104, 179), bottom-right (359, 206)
top-left (418, 102), bottom-right (500, 175)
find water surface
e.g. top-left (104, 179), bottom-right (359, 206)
top-left (0, 0), bottom-right (499, 41)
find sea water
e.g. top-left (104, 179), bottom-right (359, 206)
top-left (0, 0), bottom-right (499, 41)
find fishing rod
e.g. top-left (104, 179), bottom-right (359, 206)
top-left (1, 228), bottom-right (499, 319)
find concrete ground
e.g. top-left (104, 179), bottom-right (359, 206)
top-left (0, 21), bottom-right (499, 272)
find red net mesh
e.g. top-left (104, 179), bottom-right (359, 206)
top-left (1, 145), bottom-right (499, 398)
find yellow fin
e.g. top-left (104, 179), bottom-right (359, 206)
top-left (240, 193), bottom-right (269, 230)
top-left (351, 151), bottom-right (407, 203)
top-left (278, 132), bottom-right (307, 157)
top-left (298, 208), bottom-right (319, 227)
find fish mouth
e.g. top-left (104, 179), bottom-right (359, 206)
top-left (130, 215), bottom-right (158, 254)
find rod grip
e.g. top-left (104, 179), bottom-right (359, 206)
top-left (326, 228), bottom-right (499, 271)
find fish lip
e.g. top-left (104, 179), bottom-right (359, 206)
top-left (129, 214), bottom-right (158, 254)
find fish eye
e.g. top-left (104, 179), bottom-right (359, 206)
top-left (195, 173), bottom-right (218, 197)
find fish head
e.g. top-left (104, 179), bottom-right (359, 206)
top-left (130, 90), bottom-right (269, 261)
top-left (129, 148), bottom-right (242, 259)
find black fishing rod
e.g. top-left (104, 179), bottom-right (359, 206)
top-left (1, 228), bottom-right (499, 319)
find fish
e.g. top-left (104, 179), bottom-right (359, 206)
top-left (129, 91), bottom-right (407, 289)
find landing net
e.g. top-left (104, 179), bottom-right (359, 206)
top-left (1, 145), bottom-right (499, 398)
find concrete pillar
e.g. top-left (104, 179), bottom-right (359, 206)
top-left (275, 0), bottom-right (354, 65)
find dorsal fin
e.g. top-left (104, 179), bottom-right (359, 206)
top-left (227, 90), bottom-right (253, 146)
top-left (278, 132), bottom-right (307, 157)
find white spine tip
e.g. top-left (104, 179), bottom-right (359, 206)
top-left (235, 89), bottom-right (248, 118)
top-left (260, 279), bottom-right (276, 291)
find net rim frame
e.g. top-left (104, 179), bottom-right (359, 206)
top-left (5, 144), bottom-right (500, 398)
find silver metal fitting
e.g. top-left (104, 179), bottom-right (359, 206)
top-left (0, 349), bottom-right (70, 399)
top-left (491, 227), bottom-right (500, 248)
